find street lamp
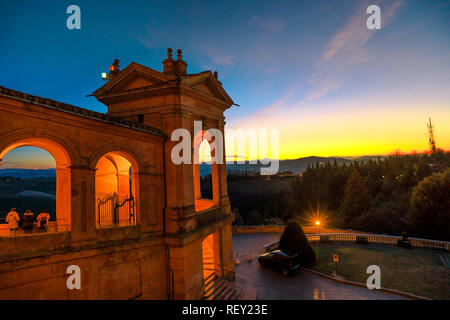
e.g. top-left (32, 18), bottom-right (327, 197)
top-left (315, 220), bottom-right (320, 234)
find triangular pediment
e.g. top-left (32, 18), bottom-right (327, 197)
top-left (93, 62), bottom-right (234, 107)
top-left (93, 62), bottom-right (169, 97)
top-left (184, 72), bottom-right (234, 105)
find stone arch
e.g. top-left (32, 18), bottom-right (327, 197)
top-left (201, 232), bottom-right (222, 283)
top-left (89, 144), bottom-right (144, 174)
top-left (0, 129), bottom-right (79, 167)
top-left (192, 129), bottom-right (221, 211)
top-left (90, 145), bottom-right (143, 228)
top-left (0, 129), bottom-right (78, 230)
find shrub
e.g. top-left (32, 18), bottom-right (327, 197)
top-left (279, 220), bottom-right (316, 267)
top-left (409, 168), bottom-right (450, 240)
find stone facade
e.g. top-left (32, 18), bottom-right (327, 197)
top-left (0, 49), bottom-right (235, 299)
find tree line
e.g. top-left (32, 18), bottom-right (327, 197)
top-left (230, 151), bottom-right (450, 241)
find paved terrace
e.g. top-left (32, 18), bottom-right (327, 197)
top-left (233, 233), bottom-right (409, 300)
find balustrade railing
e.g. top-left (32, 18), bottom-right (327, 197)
top-left (263, 233), bottom-right (449, 252)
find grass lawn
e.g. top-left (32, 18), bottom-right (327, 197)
top-left (311, 244), bottom-right (450, 300)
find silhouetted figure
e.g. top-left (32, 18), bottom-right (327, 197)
top-left (36, 209), bottom-right (50, 232)
top-left (402, 231), bottom-right (408, 241)
top-left (22, 210), bottom-right (35, 233)
top-left (6, 208), bottom-right (20, 238)
top-left (398, 230), bottom-right (412, 249)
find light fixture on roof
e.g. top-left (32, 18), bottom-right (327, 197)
top-left (101, 59), bottom-right (120, 81)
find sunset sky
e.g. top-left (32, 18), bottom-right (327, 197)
top-left (0, 0), bottom-right (449, 168)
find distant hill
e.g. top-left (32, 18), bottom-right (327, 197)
top-left (0, 168), bottom-right (56, 178)
top-left (1, 156), bottom-right (384, 178)
top-left (200, 155), bottom-right (383, 176)
top-left (15, 190), bottom-right (56, 199)
top-left (277, 156), bottom-right (352, 174)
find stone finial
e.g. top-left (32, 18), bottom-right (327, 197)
top-left (109, 59), bottom-right (120, 73)
top-left (163, 48), bottom-right (175, 74)
top-left (213, 71), bottom-right (218, 79)
top-left (174, 48), bottom-right (187, 76)
top-left (108, 59), bottom-right (120, 80)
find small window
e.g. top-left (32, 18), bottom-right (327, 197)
top-left (137, 114), bottom-right (144, 123)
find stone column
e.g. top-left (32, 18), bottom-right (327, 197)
top-left (55, 167), bottom-right (71, 231)
top-left (136, 171), bottom-right (164, 234)
top-left (70, 166), bottom-right (96, 245)
top-left (217, 120), bottom-right (230, 210)
top-left (162, 110), bottom-right (196, 233)
top-left (220, 223), bottom-right (235, 280)
top-left (193, 163), bottom-right (201, 200)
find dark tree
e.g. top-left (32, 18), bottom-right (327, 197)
top-left (409, 168), bottom-right (450, 240)
top-left (279, 220), bottom-right (316, 266)
top-left (340, 169), bottom-right (371, 227)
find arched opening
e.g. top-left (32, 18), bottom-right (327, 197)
top-left (202, 232), bottom-right (221, 287)
top-left (95, 152), bottom-right (137, 228)
top-left (0, 138), bottom-right (72, 236)
top-left (193, 130), bottom-right (219, 212)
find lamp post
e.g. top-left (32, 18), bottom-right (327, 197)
top-left (315, 220), bottom-right (320, 234)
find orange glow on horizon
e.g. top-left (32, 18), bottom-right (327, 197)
top-left (226, 100), bottom-right (450, 161)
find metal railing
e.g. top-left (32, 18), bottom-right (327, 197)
top-left (264, 233), bottom-right (449, 252)
top-left (97, 193), bottom-right (135, 228)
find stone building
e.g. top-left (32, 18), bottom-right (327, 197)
top-left (0, 49), bottom-right (235, 299)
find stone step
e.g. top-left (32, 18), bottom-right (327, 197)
top-left (205, 279), bottom-right (227, 300)
top-left (210, 281), bottom-right (228, 300)
top-left (204, 279), bottom-right (223, 298)
top-left (217, 284), bottom-right (235, 300)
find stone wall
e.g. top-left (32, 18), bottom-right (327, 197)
top-left (0, 237), bottom-right (167, 300)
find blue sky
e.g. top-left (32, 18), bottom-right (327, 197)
top-left (0, 0), bottom-right (449, 167)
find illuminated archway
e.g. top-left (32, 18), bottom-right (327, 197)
top-left (0, 138), bottom-right (72, 231)
top-left (193, 130), bottom-right (220, 212)
top-left (202, 232), bottom-right (222, 285)
top-left (94, 151), bottom-right (138, 228)
top-left (202, 233), bottom-right (215, 281)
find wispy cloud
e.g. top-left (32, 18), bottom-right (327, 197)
top-left (323, 0), bottom-right (403, 61)
top-left (233, 0), bottom-right (404, 129)
top-left (304, 0), bottom-right (403, 104)
top-left (203, 46), bottom-right (235, 66)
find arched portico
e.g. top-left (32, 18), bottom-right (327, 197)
top-left (91, 148), bottom-right (141, 228)
top-left (0, 135), bottom-right (74, 230)
top-left (193, 129), bottom-right (221, 212)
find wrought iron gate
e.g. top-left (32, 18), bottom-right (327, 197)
top-left (97, 192), bottom-right (135, 227)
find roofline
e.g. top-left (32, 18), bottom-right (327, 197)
top-left (0, 85), bottom-right (166, 138)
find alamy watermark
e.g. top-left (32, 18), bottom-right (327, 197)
top-left (367, 5), bottom-right (381, 30)
top-left (66, 265), bottom-right (81, 289)
top-left (171, 121), bottom-right (279, 175)
top-left (366, 265), bottom-right (381, 289)
top-left (66, 5), bottom-right (81, 30)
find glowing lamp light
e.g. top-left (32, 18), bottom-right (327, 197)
top-left (101, 72), bottom-right (107, 80)
top-left (109, 65), bottom-right (115, 71)
top-left (315, 220), bottom-right (320, 226)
